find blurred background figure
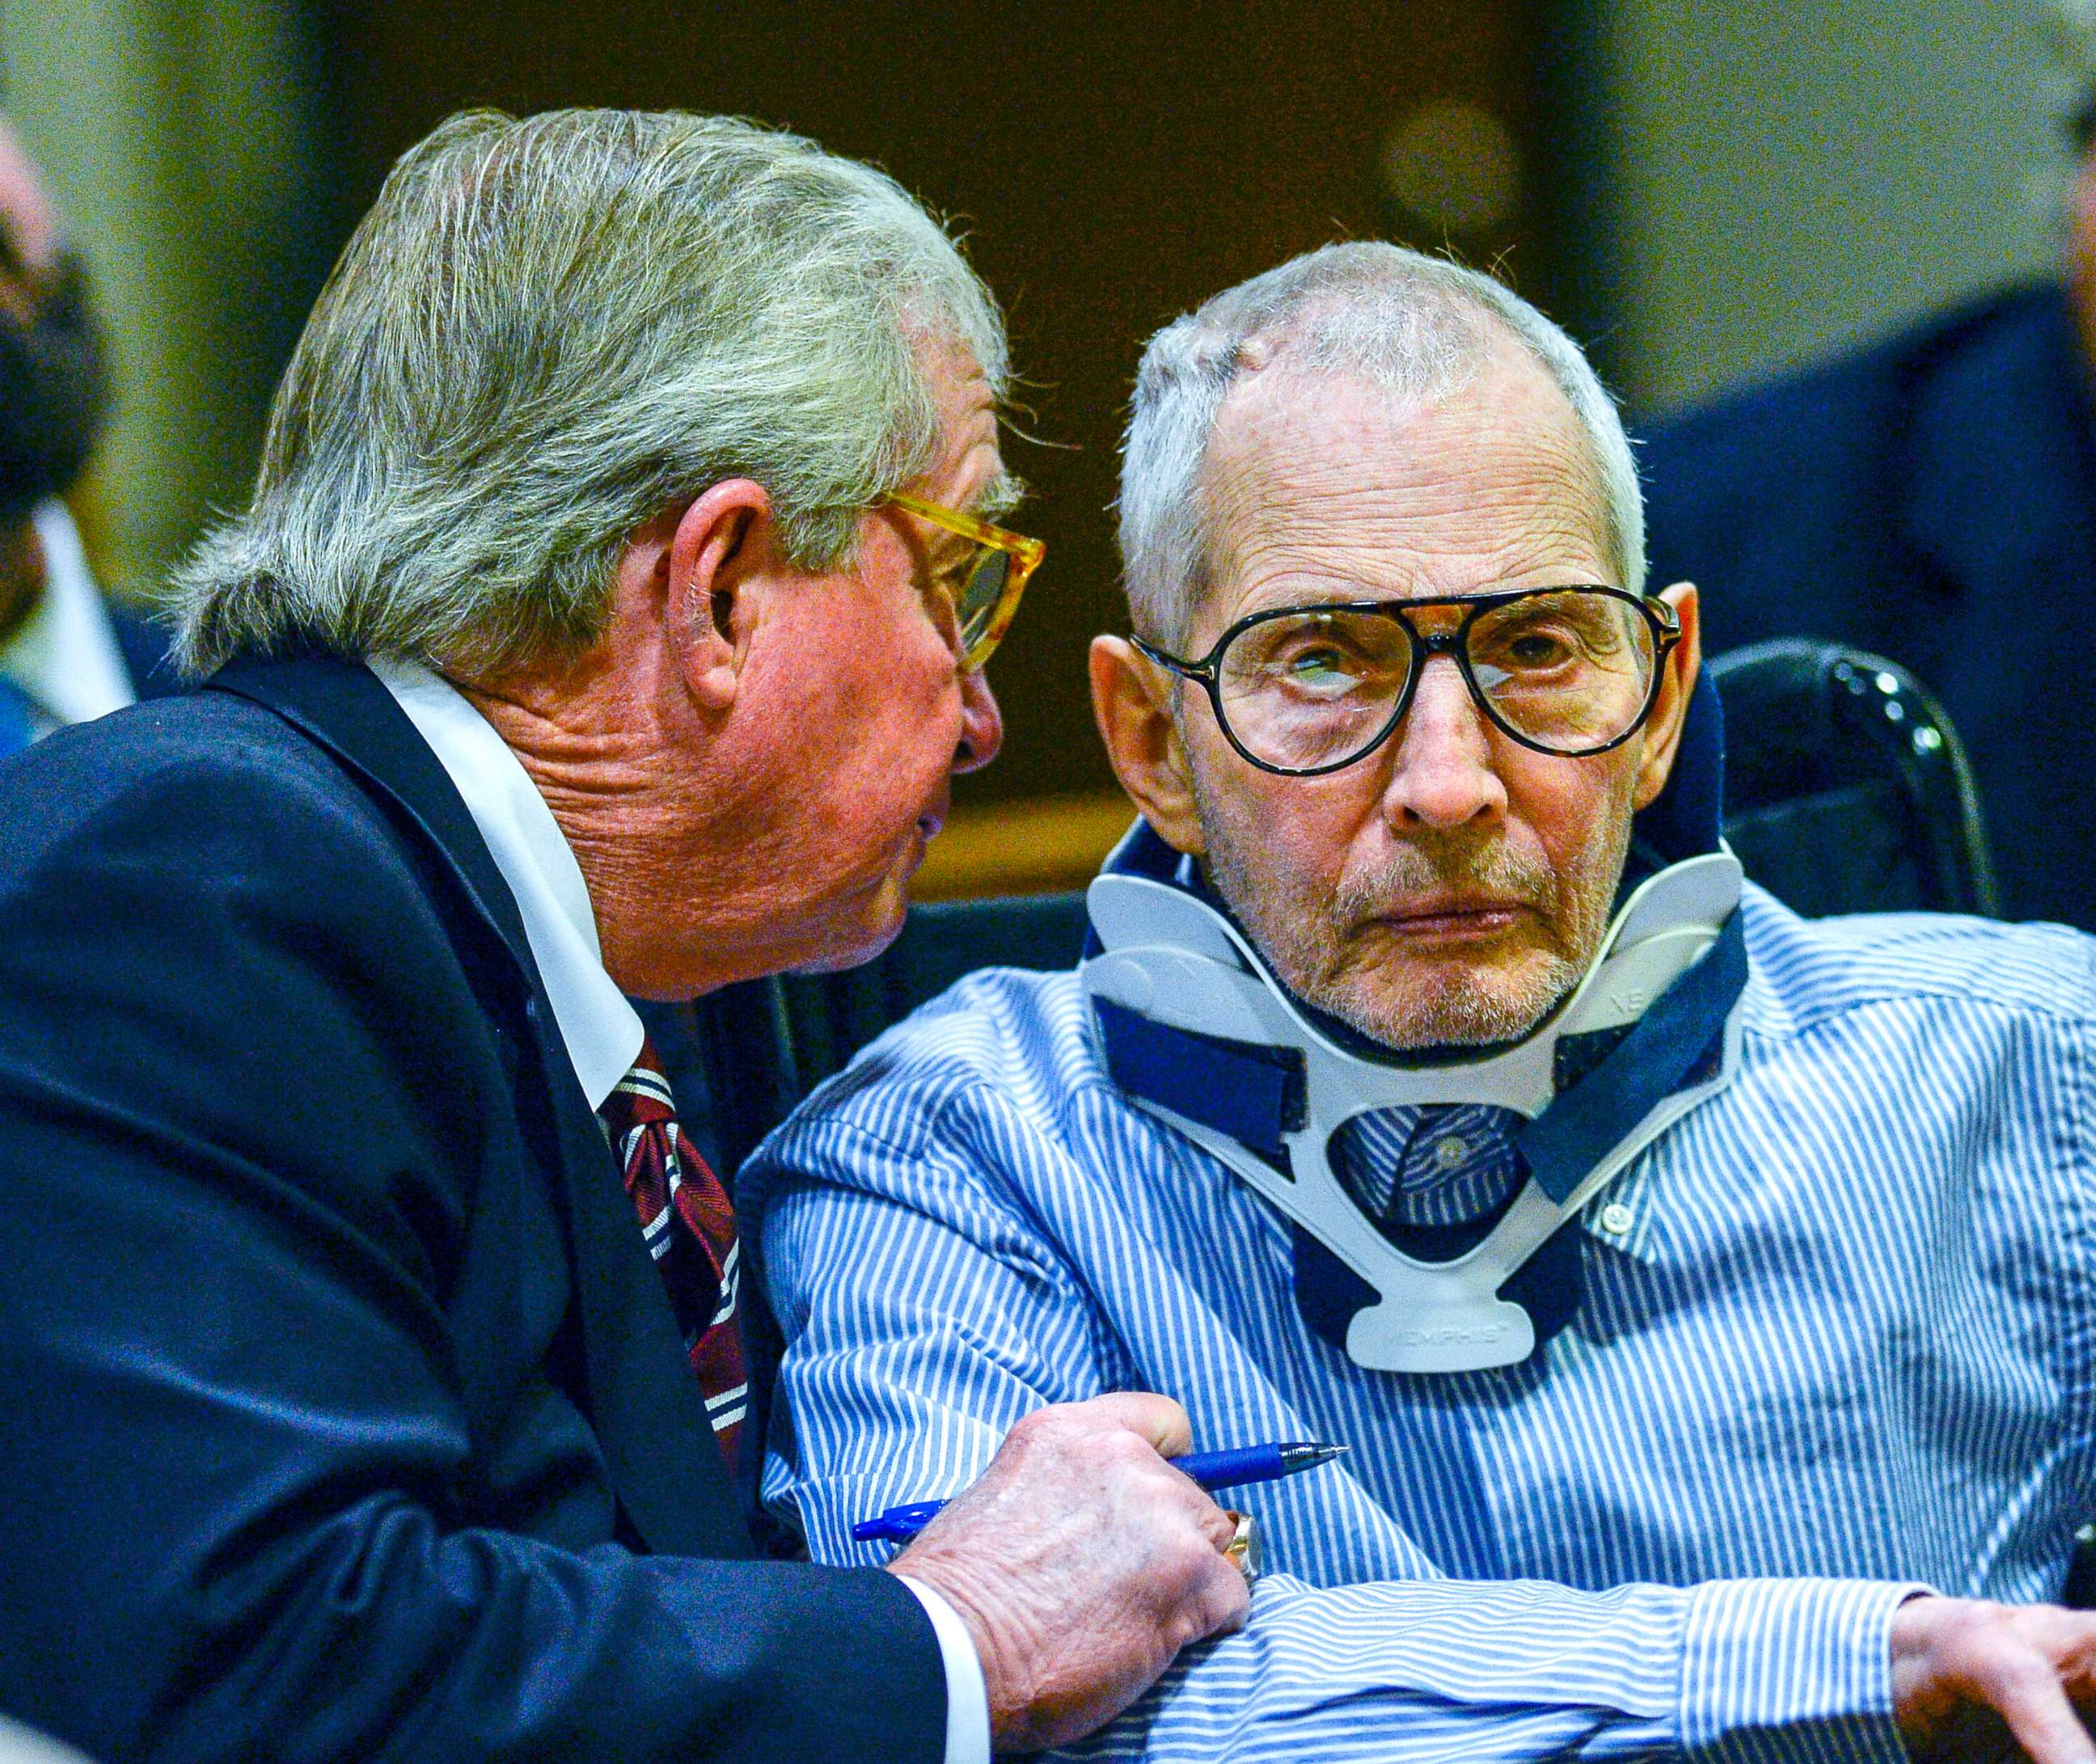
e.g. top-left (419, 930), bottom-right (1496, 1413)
top-left (1640, 1), bottom-right (2096, 931)
top-left (0, 116), bottom-right (164, 754)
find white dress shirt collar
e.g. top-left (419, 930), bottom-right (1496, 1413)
top-left (369, 656), bottom-right (644, 1109)
top-left (0, 499), bottom-right (135, 730)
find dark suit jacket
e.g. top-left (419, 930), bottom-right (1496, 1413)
top-left (0, 654), bottom-right (944, 1763)
top-left (1642, 282), bottom-right (2096, 931)
top-left (108, 604), bottom-right (176, 703)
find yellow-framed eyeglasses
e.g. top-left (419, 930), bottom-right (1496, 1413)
top-left (884, 491), bottom-right (1045, 672)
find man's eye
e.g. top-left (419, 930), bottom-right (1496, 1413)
top-left (1287, 646), bottom-right (1350, 676)
top-left (924, 563), bottom-right (966, 610)
top-left (1478, 602), bottom-right (1631, 673)
top-left (1502, 631), bottom-right (1574, 667)
top-left (1476, 618), bottom-right (1594, 673)
top-left (1274, 646), bottom-right (1369, 692)
top-left (916, 571), bottom-right (963, 646)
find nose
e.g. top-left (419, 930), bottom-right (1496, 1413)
top-left (952, 667), bottom-right (1004, 774)
top-left (1380, 655), bottom-right (1506, 829)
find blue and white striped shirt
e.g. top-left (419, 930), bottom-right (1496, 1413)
top-left (746, 885), bottom-right (2096, 1761)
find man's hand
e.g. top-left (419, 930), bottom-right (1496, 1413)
top-left (1893, 1594), bottom-right (2096, 1762)
top-left (888, 1393), bottom-right (1252, 1753)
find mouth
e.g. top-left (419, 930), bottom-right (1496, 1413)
top-left (1372, 896), bottom-right (1533, 940)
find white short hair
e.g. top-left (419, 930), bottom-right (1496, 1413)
top-left (174, 108), bottom-right (1008, 676)
top-left (1117, 242), bottom-right (1643, 645)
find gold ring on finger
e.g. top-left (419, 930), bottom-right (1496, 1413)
top-left (1221, 1510), bottom-right (1261, 1586)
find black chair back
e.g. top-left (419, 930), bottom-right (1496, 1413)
top-left (1708, 639), bottom-right (1997, 918)
top-left (686, 894), bottom-right (1090, 1177)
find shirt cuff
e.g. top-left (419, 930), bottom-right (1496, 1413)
top-left (1680, 1577), bottom-right (1929, 1763)
top-left (895, 1574), bottom-right (991, 1764)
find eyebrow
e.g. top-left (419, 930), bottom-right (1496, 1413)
top-left (1231, 578), bottom-right (1379, 615)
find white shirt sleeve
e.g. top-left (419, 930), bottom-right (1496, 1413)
top-left (894, 1574), bottom-right (991, 1764)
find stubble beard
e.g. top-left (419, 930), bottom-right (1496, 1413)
top-left (1198, 792), bottom-right (1632, 1054)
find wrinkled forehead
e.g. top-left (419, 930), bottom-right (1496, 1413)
top-left (1192, 351), bottom-right (1612, 626)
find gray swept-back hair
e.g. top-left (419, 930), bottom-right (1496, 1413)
top-left (1118, 243), bottom-right (1642, 646)
top-left (173, 108), bottom-right (1008, 676)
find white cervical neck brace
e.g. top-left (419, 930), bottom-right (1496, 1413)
top-left (1079, 851), bottom-right (1746, 1372)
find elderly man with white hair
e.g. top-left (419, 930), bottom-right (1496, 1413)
top-left (0, 110), bottom-right (1255, 1764)
top-left (750, 242), bottom-right (2096, 1762)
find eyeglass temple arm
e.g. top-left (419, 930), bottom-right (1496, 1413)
top-left (1130, 633), bottom-right (1212, 680)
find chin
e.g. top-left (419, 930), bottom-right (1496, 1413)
top-left (785, 875), bottom-right (913, 977)
top-left (1326, 951), bottom-right (1580, 1053)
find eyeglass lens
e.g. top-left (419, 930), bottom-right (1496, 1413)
top-left (1215, 590), bottom-right (1659, 770)
top-left (957, 547), bottom-right (1012, 647)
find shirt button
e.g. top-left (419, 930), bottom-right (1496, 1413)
top-left (1432, 1136), bottom-right (1469, 1170)
top-left (1597, 1202), bottom-right (1634, 1236)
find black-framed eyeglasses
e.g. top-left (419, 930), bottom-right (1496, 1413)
top-left (1133, 584), bottom-right (1681, 777)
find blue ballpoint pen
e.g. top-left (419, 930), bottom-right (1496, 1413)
top-left (850, 1438), bottom-right (1350, 1544)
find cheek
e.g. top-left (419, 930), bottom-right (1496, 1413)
top-left (801, 627), bottom-right (960, 819)
top-left (1201, 760), bottom-right (1376, 910)
top-left (860, 635), bottom-right (960, 766)
top-left (1512, 758), bottom-right (1638, 917)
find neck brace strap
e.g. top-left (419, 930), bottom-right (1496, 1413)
top-left (1080, 852), bottom-right (1746, 1371)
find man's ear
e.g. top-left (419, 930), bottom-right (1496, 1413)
top-left (1089, 634), bottom-right (1206, 856)
top-left (1630, 580), bottom-right (1701, 811)
top-left (655, 478), bottom-right (780, 714)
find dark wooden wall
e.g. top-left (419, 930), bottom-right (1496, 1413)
top-left (317, 0), bottom-right (1552, 805)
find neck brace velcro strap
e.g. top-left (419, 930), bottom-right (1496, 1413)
top-left (1518, 911), bottom-right (1745, 1204)
top-left (1092, 998), bottom-right (1305, 1163)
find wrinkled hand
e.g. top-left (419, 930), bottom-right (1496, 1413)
top-left (889, 1394), bottom-right (1251, 1753)
top-left (1893, 1594), bottom-right (2096, 1762)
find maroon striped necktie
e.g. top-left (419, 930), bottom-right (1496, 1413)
top-left (598, 1038), bottom-right (747, 1468)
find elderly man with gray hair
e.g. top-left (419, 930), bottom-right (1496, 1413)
top-left (0, 110), bottom-right (1253, 1764)
top-left (750, 241), bottom-right (2096, 1761)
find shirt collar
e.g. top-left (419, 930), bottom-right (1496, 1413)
top-left (1334, 1104), bottom-right (1525, 1226)
top-left (369, 656), bottom-right (644, 1109)
top-left (0, 499), bottom-right (135, 728)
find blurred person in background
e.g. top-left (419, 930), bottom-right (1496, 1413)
top-left (0, 108), bottom-right (1251, 1764)
top-left (1642, 1), bottom-right (2096, 931)
top-left (0, 116), bottom-right (167, 752)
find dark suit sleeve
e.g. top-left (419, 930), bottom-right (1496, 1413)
top-left (107, 605), bottom-right (178, 700)
top-left (0, 719), bottom-right (945, 1764)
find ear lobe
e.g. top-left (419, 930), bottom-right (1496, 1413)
top-left (1630, 580), bottom-right (1701, 811)
top-left (1089, 635), bottom-right (1206, 856)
